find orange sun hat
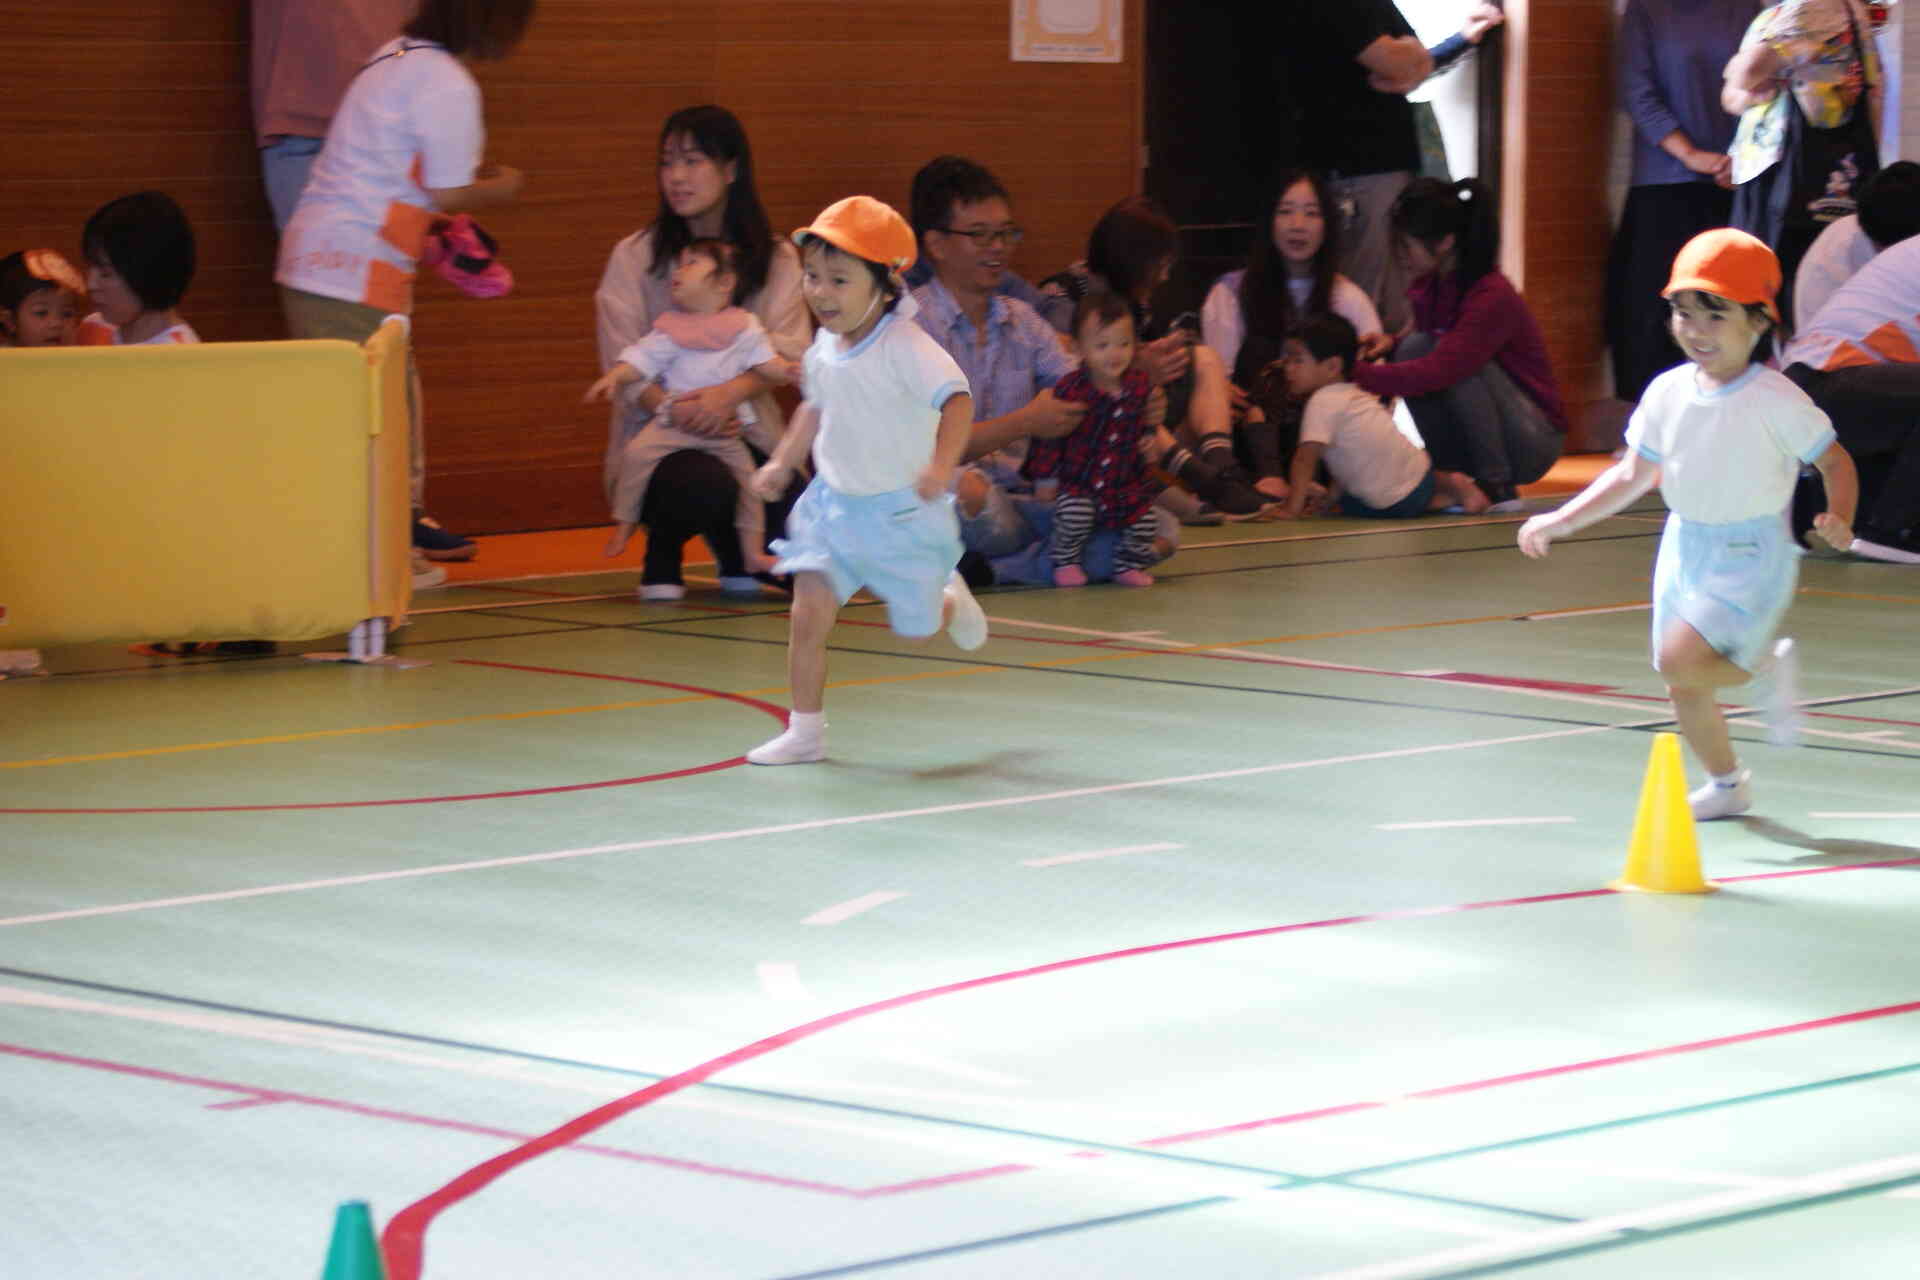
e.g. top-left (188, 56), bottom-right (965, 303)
top-left (1662, 228), bottom-right (1782, 322)
top-left (792, 195), bottom-right (917, 275)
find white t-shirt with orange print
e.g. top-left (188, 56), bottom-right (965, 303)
top-left (275, 38), bottom-right (482, 313)
top-left (1785, 233), bottom-right (1920, 372)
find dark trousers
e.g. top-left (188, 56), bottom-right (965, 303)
top-left (638, 449), bottom-right (799, 584)
top-left (1785, 361), bottom-right (1920, 543)
top-left (1606, 181), bottom-right (1733, 402)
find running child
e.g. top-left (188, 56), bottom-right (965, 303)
top-left (1517, 229), bottom-right (1858, 819)
top-left (585, 238), bottom-right (796, 580)
top-left (76, 192), bottom-right (200, 346)
top-left (1023, 292), bottom-right (1160, 587)
top-left (1276, 313), bottom-right (1489, 520)
top-left (745, 196), bottom-right (986, 766)
top-left (0, 250), bottom-right (84, 347)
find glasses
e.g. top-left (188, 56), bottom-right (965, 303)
top-left (935, 225), bottom-right (1024, 248)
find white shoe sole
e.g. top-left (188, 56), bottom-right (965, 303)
top-left (945, 572), bottom-right (988, 650)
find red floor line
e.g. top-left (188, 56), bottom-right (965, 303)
top-left (377, 856), bottom-right (1920, 1278)
top-left (0, 1041), bottom-right (860, 1198)
top-left (0, 669), bottom-right (786, 815)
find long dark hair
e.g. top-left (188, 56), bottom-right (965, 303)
top-left (1390, 178), bottom-right (1500, 287)
top-left (649, 105), bottom-right (774, 304)
top-left (403, 0), bottom-right (536, 60)
top-left (1085, 196), bottom-right (1179, 305)
top-left (1239, 169), bottom-right (1340, 346)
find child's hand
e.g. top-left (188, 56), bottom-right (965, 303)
top-left (1517, 513), bottom-right (1563, 559)
top-left (1357, 331), bottom-right (1394, 361)
top-left (1255, 475), bottom-right (1290, 500)
top-left (1812, 512), bottom-right (1854, 551)
top-left (750, 461), bottom-right (790, 502)
top-left (583, 367), bottom-right (631, 403)
top-left (915, 464), bottom-right (951, 501)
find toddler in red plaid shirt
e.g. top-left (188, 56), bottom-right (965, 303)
top-left (1022, 293), bottom-right (1161, 587)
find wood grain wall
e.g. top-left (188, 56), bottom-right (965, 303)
top-left (2, 0), bottom-right (1142, 533)
top-left (3, 1), bottom-right (1620, 530)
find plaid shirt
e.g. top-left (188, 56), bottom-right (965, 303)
top-left (1021, 366), bottom-right (1157, 525)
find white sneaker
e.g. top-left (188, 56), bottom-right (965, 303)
top-left (747, 726), bottom-right (826, 765)
top-left (944, 571), bottom-right (988, 650)
top-left (410, 551), bottom-right (448, 590)
top-left (1689, 769), bottom-right (1753, 821)
top-left (638, 583), bottom-right (686, 602)
top-left (1764, 637), bottom-right (1802, 747)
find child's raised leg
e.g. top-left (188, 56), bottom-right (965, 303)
top-left (1112, 508), bottom-right (1159, 587)
top-left (748, 571), bottom-right (838, 765)
top-left (1050, 493), bottom-right (1096, 587)
top-left (1659, 621), bottom-right (1754, 819)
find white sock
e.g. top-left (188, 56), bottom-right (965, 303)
top-left (1711, 765), bottom-right (1745, 788)
top-left (787, 710), bottom-right (825, 738)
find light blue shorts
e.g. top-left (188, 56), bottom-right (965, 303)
top-left (772, 478), bottom-right (960, 638)
top-left (1651, 511), bottom-right (1800, 674)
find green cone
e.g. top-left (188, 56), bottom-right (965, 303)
top-left (321, 1201), bottom-right (386, 1280)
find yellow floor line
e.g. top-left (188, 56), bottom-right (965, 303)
top-left (1799, 587), bottom-right (1920, 606)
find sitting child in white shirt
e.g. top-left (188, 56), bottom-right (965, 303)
top-left (585, 238), bottom-right (796, 573)
top-left (1276, 313), bottom-right (1488, 520)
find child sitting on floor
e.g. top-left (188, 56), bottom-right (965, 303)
top-left (0, 249), bottom-right (84, 347)
top-left (1021, 292), bottom-right (1161, 587)
top-left (76, 192), bottom-right (199, 346)
top-left (585, 238), bottom-right (795, 583)
top-left (1275, 313), bottom-right (1489, 520)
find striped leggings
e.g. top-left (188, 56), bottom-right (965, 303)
top-left (1052, 494), bottom-right (1159, 572)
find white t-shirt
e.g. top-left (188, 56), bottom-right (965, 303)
top-left (804, 303), bottom-right (969, 496)
top-left (1784, 232), bottom-right (1920, 372)
top-left (1626, 364), bottom-right (1835, 523)
top-left (1793, 214), bottom-right (1880, 333)
top-left (1299, 382), bottom-right (1430, 510)
top-left (275, 38), bottom-right (482, 312)
top-left (617, 313), bottom-right (776, 395)
top-left (1201, 270), bottom-right (1381, 377)
top-left (77, 314), bottom-right (201, 345)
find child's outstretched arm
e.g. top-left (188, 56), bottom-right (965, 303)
top-left (1279, 441), bottom-right (1328, 519)
top-left (1517, 452), bottom-right (1660, 558)
top-left (752, 401), bottom-right (820, 500)
top-left (919, 392), bottom-right (975, 500)
top-left (584, 362), bottom-right (649, 405)
top-left (1809, 440), bottom-right (1858, 550)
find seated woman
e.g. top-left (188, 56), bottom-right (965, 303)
top-left (1201, 169), bottom-right (1388, 491)
top-left (1350, 178), bottom-right (1568, 509)
top-left (595, 105), bottom-right (810, 590)
top-left (1040, 197), bottom-right (1271, 512)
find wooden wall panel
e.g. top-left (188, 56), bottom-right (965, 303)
top-left (0, 0), bottom-right (1141, 532)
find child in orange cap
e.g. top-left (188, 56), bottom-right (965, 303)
top-left (1517, 229), bottom-right (1858, 820)
top-left (0, 249), bottom-right (83, 347)
top-left (745, 195), bottom-right (985, 765)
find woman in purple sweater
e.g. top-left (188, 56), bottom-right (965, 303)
top-left (1352, 178), bottom-right (1568, 509)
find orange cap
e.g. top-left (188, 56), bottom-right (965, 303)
top-left (1663, 228), bottom-right (1781, 322)
top-left (792, 195), bottom-right (917, 275)
top-left (22, 249), bottom-right (84, 296)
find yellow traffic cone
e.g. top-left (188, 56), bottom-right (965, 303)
top-left (321, 1200), bottom-right (387, 1280)
top-left (1613, 732), bottom-right (1717, 894)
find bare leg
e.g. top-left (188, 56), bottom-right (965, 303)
top-left (604, 521), bottom-right (638, 557)
top-left (1659, 620), bottom-right (1751, 777)
top-left (787, 571), bottom-right (839, 713)
top-left (1429, 470), bottom-right (1490, 515)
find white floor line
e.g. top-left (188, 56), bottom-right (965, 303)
top-left (1375, 817), bottom-right (1575, 831)
top-left (1809, 811), bottom-right (1920, 820)
top-left (802, 892), bottom-right (908, 926)
top-left (1309, 1151), bottom-right (1920, 1280)
top-left (755, 962), bottom-right (811, 1003)
top-left (407, 592), bottom-right (630, 616)
top-left (1022, 843), bottom-right (1184, 867)
top-left (0, 720), bottom-right (1652, 931)
top-left (1521, 603), bottom-right (1651, 621)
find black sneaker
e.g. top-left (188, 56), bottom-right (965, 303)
top-left (413, 512), bottom-right (477, 562)
top-left (955, 550), bottom-right (997, 589)
top-left (1180, 457), bottom-right (1269, 515)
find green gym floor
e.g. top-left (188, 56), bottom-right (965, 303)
top-left (4, 497), bottom-right (1919, 1279)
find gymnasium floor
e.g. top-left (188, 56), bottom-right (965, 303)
top-left (4, 470), bottom-right (1919, 1279)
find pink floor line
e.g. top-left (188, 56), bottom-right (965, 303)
top-left (0, 1040), bottom-right (860, 1198)
top-left (378, 854), bottom-right (1920, 1279)
top-left (0, 668), bottom-right (786, 815)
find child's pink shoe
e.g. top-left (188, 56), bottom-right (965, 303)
top-left (1052, 563), bottom-right (1088, 587)
top-left (421, 215), bottom-right (514, 298)
top-left (1113, 568), bottom-right (1154, 587)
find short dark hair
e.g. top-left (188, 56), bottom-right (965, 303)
top-left (909, 156), bottom-right (1011, 246)
top-left (404, 0), bottom-right (537, 60)
top-left (798, 236), bottom-right (901, 310)
top-left (1085, 197), bottom-right (1179, 304)
top-left (0, 252), bottom-right (65, 313)
top-left (1071, 290), bottom-right (1134, 342)
top-left (682, 237), bottom-right (743, 299)
top-left (82, 191), bottom-right (196, 312)
top-left (1667, 289), bottom-right (1773, 366)
top-left (1289, 312), bottom-right (1359, 379)
top-left (1859, 161), bottom-right (1920, 250)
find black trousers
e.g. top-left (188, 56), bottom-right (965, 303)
top-left (1785, 361), bottom-right (1920, 544)
top-left (638, 449), bottom-right (799, 584)
top-left (1606, 181), bottom-right (1733, 403)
